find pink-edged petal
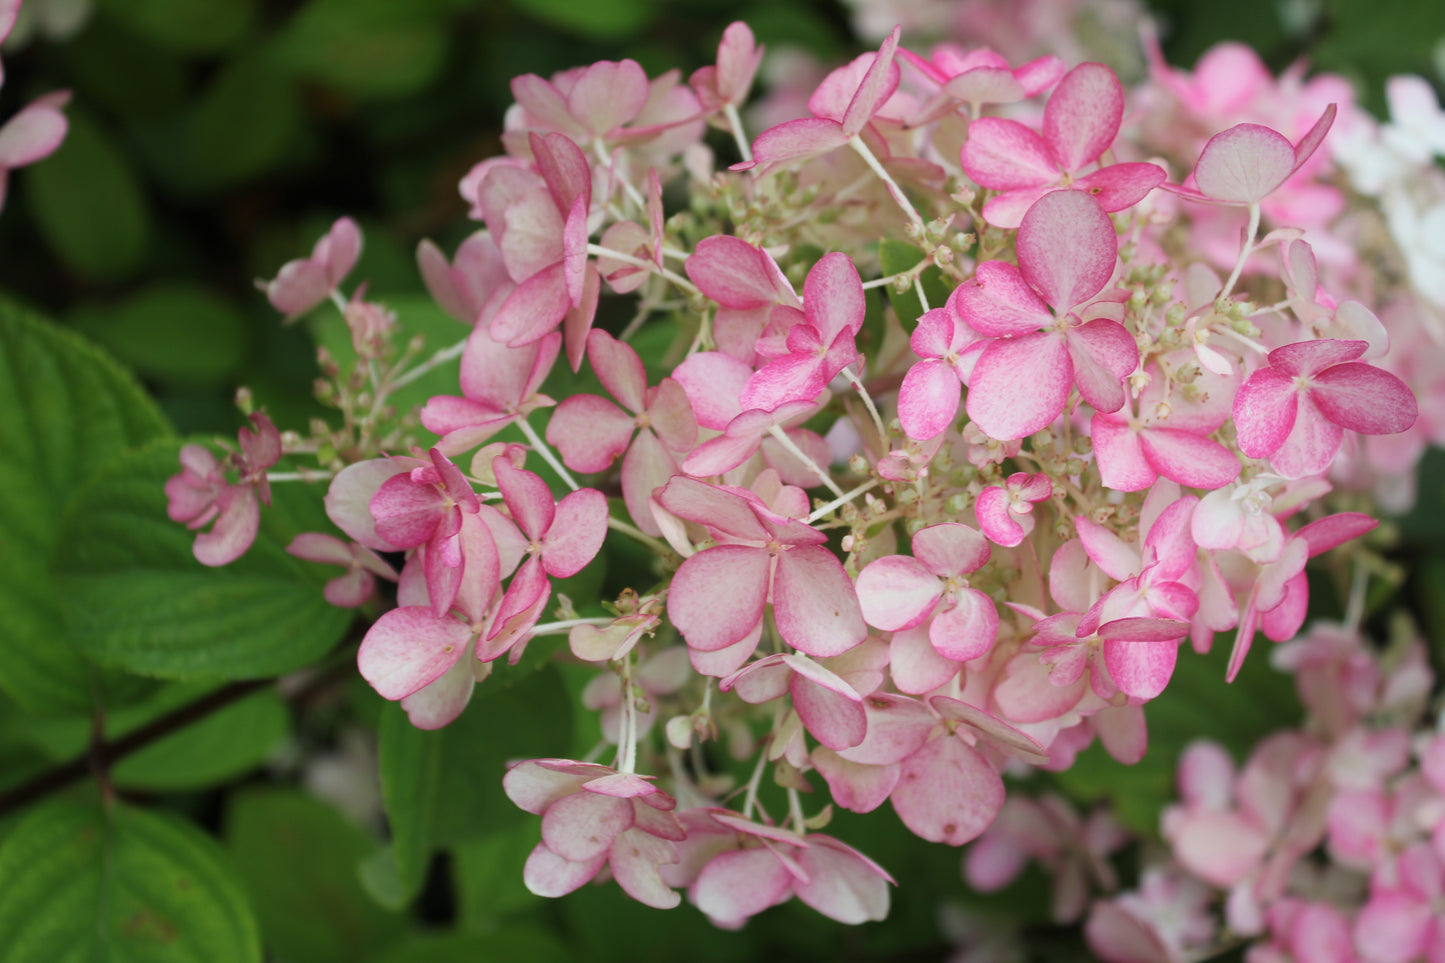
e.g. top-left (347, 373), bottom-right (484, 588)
top-left (928, 696), bottom-right (1049, 765)
top-left (1311, 363), bottom-right (1417, 435)
top-left (1269, 393), bottom-right (1343, 478)
top-left (1017, 189), bottom-right (1116, 312)
top-left (959, 117), bottom-right (1057, 190)
top-left (670, 351), bottom-right (751, 430)
top-left (966, 332), bottom-right (1071, 441)
top-left (1042, 62), bottom-right (1123, 172)
top-left (542, 791), bottom-right (633, 861)
top-left (977, 185), bottom-right (1055, 230)
top-left (1140, 427), bottom-right (1241, 489)
top-left (1295, 512), bottom-right (1377, 557)
top-left (692, 848), bottom-right (793, 926)
top-left (793, 836), bottom-right (892, 924)
top-left (567, 59), bottom-right (650, 137)
top-left (955, 261), bottom-right (1051, 337)
top-left (542, 487), bottom-right (608, 577)
top-left (545, 394), bottom-right (635, 473)
top-left (609, 829), bottom-right (681, 909)
top-left (587, 328), bottom-right (648, 413)
top-left (898, 360), bottom-right (962, 443)
top-left (400, 657), bottom-right (478, 730)
top-left (522, 842), bottom-right (605, 898)
top-left (812, 749), bottom-right (900, 813)
top-left (1072, 162), bottom-right (1167, 212)
top-left (749, 117), bottom-right (849, 168)
top-left (1084, 901), bottom-right (1171, 963)
top-left (1268, 337), bottom-right (1365, 376)
top-left (791, 674), bottom-right (867, 750)
top-left (192, 488), bottom-right (260, 566)
top-left (0, 97), bottom-right (69, 168)
top-left (888, 626), bottom-right (961, 694)
top-left (773, 545), bottom-right (868, 657)
top-left (619, 431), bottom-right (681, 537)
top-left (1091, 416), bottom-right (1154, 492)
top-left (685, 235), bottom-right (796, 309)
top-left (803, 252), bottom-right (866, 340)
top-left (1102, 637), bottom-right (1178, 700)
top-left (1193, 123), bottom-right (1296, 204)
top-left (891, 735), bottom-right (1005, 845)
top-left (1172, 811), bottom-right (1270, 886)
top-left (490, 262), bottom-right (570, 346)
top-left (1290, 103), bottom-right (1337, 176)
top-left (913, 521), bottom-right (991, 577)
top-left (494, 459), bottom-right (557, 541)
top-left (929, 589), bottom-right (998, 662)
top-left (841, 27), bottom-right (901, 138)
top-left (1232, 366), bottom-right (1298, 458)
top-left (740, 352), bottom-right (828, 412)
top-left (656, 474), bottom-right (768, 541)
top-left (855, 556), bottom-right (941, 631)
top-left (974, 486), bottom-right (1027, 547)
top-left (646, 378), bottom-right (698, 453)
top-left (668, 545), bottom-right (770, 651)
top-left (530, 130), bottom-right (592, 218)
top-left (357, 607), bottom-right (470, 701)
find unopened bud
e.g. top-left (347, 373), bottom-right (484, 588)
top-left (234, 386), bottom-right (255, 414)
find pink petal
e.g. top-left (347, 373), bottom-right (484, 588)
top-left (692, 848), bottom-right (793, 926)
top-left (974, 486), bottom-right (1027, 547)
top-left (1102, 637), bottom-right (1179, 700)
top-left (587, 329), bottom-right (648, 413)
top-left (898, 359), bottom-right (960, 441)
top-left (837, 693), bottom-right (936, 765)
top-left (1084, 902), bottom-right (1171, 963)
top-left (1139, 427), bottom-right (1242, 489)
top-left (609, 829), bottom-right (681, 909)
top-left (1091, 416), bottom-right (1154, 492)
top-left (1017, 189), bottom-right (1116, 313)
top-left (490, 263), bottom-right (570, 346)
top-left (841, 27), bottom-right (901, 138)
top-left (1042, 62), bottom-right (1123, 172)
top-left (891, 736), bottom-right (1005, 845)
top-left (567, 59), bottom-right (650, 136)
top-left (773, 546), bottom-right (867, 657)
top-left (803, 252), bottom-right (866, 340)
top-left (954, 261), bottom-right (1051, 337)
top-left (400, 657), bottom-right (477, 730)
top-left (357, 607), bottom-right (470, 701)
top-left (668, 545), bottom-right (770, 651)
top-left (542, 791), bottom-right (633, 861)
top-left (1072, 162), bottom-right (1167, 212)
top-left (545, 394), bottom-right (635, 473)
top-left (1268, 337), bottom-right (1365, 376)
top-left (965, 332), bottom-right (1071, 441)
top-left (793, 836), bottom-right (891, 923)
top-left (684, 235), bottom-right (796, 309)
top-left (749, 116), bottom-right (849, 168)
top-left (927, 696), bottom-right (1048, 765)
top-left (530, 131), bottom-right (592, 216)
top-left (494, 459), bottom-right (556, 541)
top-left (541, 487), bottom-right (608, 577)
top-left (0, 97), bottom-right (69, 168)
top-left (912, 522), bottom-right (990, 577)
top-left (792, 674), bottom-right (867, 750)
top-left (670, 351), bottom-right (751, 430)
top-left (192, 487), bottom-right (260, 567)
top-left (1172, 811), bottom-right (1269, 886)
top-left (1268, 393), bottom-right (1343, 478)
top-left (1311, 363), bottom-right (1417, 435)
top-left (855, 558), bottom-right (941, 632)
top-left (522, 842), bottom-right (605, 898)
top-left (959, 117), bottom-right (1057, 190)
top-left (888, 626), bottom-right (961, 694)
top-left (1232, 366), bottom-right (1298, 458)
top-left (1193, 123), bottom-right (1296, 204)
top-left (812, 749), bottom-right (900, 813)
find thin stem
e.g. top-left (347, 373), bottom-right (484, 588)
top-left (843, 368), bottom-right (889, 445)
top-left (391, 337), bottom-right (469, 391)
top-left (723, 102), bottom-right (753, 163)
top-left (586, 244), bottom-right (700, 295)
top-left (517, 416), bottom-right (580, 492)
top-left (608, 516), bottom-right (671, 556)
top-left (592, 140), bottom-right (648, 211)
top-left (912, 276), bottom-right (931, 313)
top-left (787, 785), bottom-right (806, 833)
top-left (266, 470), bottom-right (335, 484)
top-left (618, 654), bottom-right (638, 774)
top-left (530, 617), bottom-right (615, 635)
top-left (848, 136), bottom-right (924, 232)
top-left (740, 743), bottom-right (769, 820)
top-left (807, 477), bottom-right (881, 524)
top-left (1344, 561), bottom-right (1369, 634)
top-left (1219, 202), bottom-right (1261, 301)
top-left (766, 424), bottom-right (845, 498)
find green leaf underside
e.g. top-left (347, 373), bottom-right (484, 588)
top-left (225, 789), bottom-right (407, 963)
top-left (53, 439), bottom-right (350, 680)
top-left (0, 304), bottom-right (171, 713)
top-left (0, 793), bottom-right (260, 963)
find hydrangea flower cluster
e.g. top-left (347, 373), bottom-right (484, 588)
top-left (168, 15), bottom-right (1440, 929)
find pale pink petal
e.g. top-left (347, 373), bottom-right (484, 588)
top-left (773, 545), bottom-right (867, 657)
top-left (791, 675), bottom-right (867, 750)
top-left (192, 487), bottom-right (260, 567)
top-left (1172, 811), bottom-right (1269, 886)
top-left (913, 521), bottom-right (990, 576)
top-left (400, 657), bottom-right (477, 730)
top-left (586, 328), bottom-right (648, 412)
top-left (959, 117), bottom-right (1058, 190)
top-left (1084, 901), bottom-right (1171, 963)
top-left (836, 694), bottom-right (936, 765)
top-left (567, 60), bottom-right (649, 136)
top-left (855, 556), bottom-right (940, 631)
top-left (1103, 638), bottom-right (1178, 700)
top-left (1268, 393), bottom-right (1343, 477)
top-left (357, 607), bottom-right (470, 701)
top-left (749, 117), bottom-right (849, 168)
top-left (1016, 189), bottom-right (1116, 312)
top-left (929, 697), bottom-right (1049, 765)
top-left (545, 394), bottom-right (635, 473)
top-left (1290, 104), bottom-right (1337, 175)
top-left (684, 236), bottom-right (795, 309)
top-left (974, 486), bottom-right (1027, 547)
top-left (891, 736), bottom-right (1005, 845)
top-left (494, 458), bottom-right (556, 540)
top-left (692, 848), bottom-right (793, 925)
top-left (889, 626), bottom-right (961, 694)
top-left (522, 842), bottom-right (605, 898)
top-left (670, 351), bottom-right (751, 430)
top-left (490, 263), bottom-right (569, 346)
top-left (1042, 62), bottom-right (1123, 172)
top-left (541, 487), bottom-right (608, 577)
top-left (1091, 417), bottom-right (1154, 492)
top-left (668, 545), bottom-right (770, 651)
top-left (1071, 162), bottom-right (1167, 212)
top-left (965, 332), bottom-right (1072, 441)
top-left (1268, 337), bottom-right (1365, 376)
top-left (1072, 516), bottom-right (1139, 581)
top-left (813, 749), bottom-right (900, 812)
top-left (794, 836), bottom-right (891, 923)
top-left (1295, 512), bottom-right (1377, 557)
top-left (954, 261), bottom-right (1051, 337)
top-left (977, 185), bottom-right (1055, 229)
top-left (1140, 428), bottom-right (1242, 489)
top-left (325, 459), bottom-right (407, 550)
top-left (1232, 366), bottom-right (1298, 458)
top-left (609, 829), bottom-right (681, 909)
top-left (1093, 703), bottom-right (1147, 764)
top-left (803, 252), bottom-right (865, 340)
top-left (898, 359), bottom-right (961, 441)
top-left (841, 27), bottom-right (901, 138)
top-left (656, 474), bottom-right (768, 541)
top-left (0, 97), bottom-right (69, 168)
top-left (1311, 363), bottom-right (1417, 435)
top-left (542, 791), bottom-right (633, 861)
top-left (1193, 123), bottom-right (1296, 204)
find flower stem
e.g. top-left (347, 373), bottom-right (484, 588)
top-left (767, 424), bottom-right (846, 498)
top-left (517, 416), bottom-right (580, 492)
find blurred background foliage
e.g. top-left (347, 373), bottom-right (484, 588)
top-left (0, 0), bottom-right (1441, 960)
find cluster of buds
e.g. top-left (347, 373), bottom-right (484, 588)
top-left (168, 12), bottom-right (1444, 929)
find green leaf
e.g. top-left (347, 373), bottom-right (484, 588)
top-left (26, 110), bottom-right (152, 283)
top-left (374, 706), bottom-right (444, 906)
top-left (274, 0), bottom-right (449, 98)
top-left (178, 50), bottom-right (304, 191)
top-left (877, 240), bottom-right (950, 332)
top-left (53, 438), bottom-right (352, 681)
top-left (112, 688), bottom-right (289, 791)
top-left (509, 0), bottom-right (656, 39)
top-left (69, 282), bottom-right (250, 387)
top-left (372, 928), bottom-right (572, 963)
top-left (452, 829), bottom-right (541, 928)
top-left (0, 303), bottom-right (170, 713)
top-left (96, 0), bottom-right (254, 54)
top-left (1052, 638), bottom-right (1301, 834)
top-left (0, 793), bottom-right (261, 962)
top-left (225, 788), bottom-right (407, 963)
